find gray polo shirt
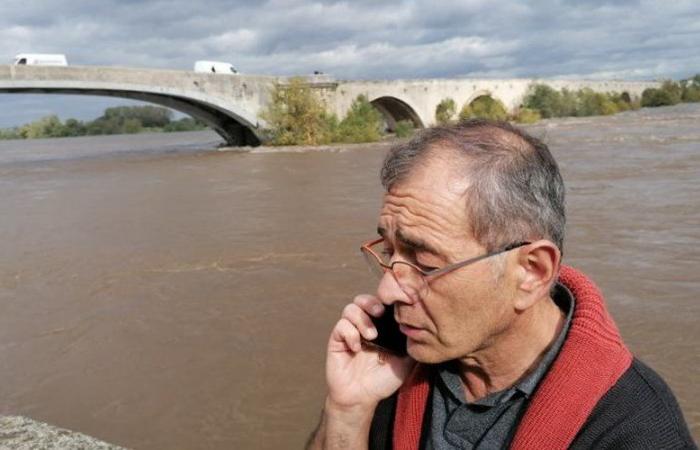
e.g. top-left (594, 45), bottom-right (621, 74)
top-left (426, 283), bottom-right (574, 450)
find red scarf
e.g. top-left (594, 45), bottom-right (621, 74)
top-left (393, 265), bottom-right (633, 449)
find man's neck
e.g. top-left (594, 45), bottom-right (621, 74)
top-left (456, 296), bottom-right (565, 402)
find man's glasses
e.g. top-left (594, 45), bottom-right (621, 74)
top-left (360, 237), bottom-right (530, 288)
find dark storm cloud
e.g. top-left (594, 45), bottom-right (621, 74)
top-left (1, 0), bottom-right (699, 126)
top-left (2, 0), bottom-right (698, 79)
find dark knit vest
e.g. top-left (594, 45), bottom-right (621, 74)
top-left (393, 265), bottom-right (633, 450)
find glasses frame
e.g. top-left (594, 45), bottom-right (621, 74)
top-left (360, 237), bottom-right (531, 281)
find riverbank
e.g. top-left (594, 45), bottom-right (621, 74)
top-left (0, 416), bottom-right (125, 449)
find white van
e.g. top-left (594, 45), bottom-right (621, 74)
top-left (13, 54), bottom-right (68, 66)
top-left (194, 60), bottom-right (238, 74)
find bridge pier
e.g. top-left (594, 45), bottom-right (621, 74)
top-left (215, 120), bottom-right (261, 146)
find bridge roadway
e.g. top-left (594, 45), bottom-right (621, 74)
top-left (0, 65), bottom-right (660, 146)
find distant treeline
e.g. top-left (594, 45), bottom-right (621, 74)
top-left (0, 106), bottom-right (207, 140)
top-left (522, 74), bottom-right (700, 120)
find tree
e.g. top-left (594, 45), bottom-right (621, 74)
top-left (103, 105), bottom-right (172, 128)
top-left (576, 89), bottom-right (618, 116)
top-left (260, 77), bottom-right (334, 145)
top-left (459, 96), bottom-right (508, 121)
top-left (681, 74), bottom-right (700, 102)
top-left (512, 108), bottom-right (541, 124)
top-left (435, 98), bottom-right (457, 124)
top-left (19, 115), bottom-right (64, 139)
top-left (334, 95), bottom-right (383, 143)
top-left (394, 120), bottom-right (415, 138)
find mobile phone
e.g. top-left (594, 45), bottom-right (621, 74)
top-left (363, 304), bottom-right (407, 356)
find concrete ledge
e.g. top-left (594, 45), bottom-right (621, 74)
top-left (0, 416), bottom-right (126, 450)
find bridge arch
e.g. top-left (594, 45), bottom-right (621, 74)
top-left (369, 96), bottom-right (423, 131)
top-left (465, 90), bottom-right (499, 106)
top-left (0, 84), bottom-right (263, 146)
top-left (462, 91), bottom-right (509, 120)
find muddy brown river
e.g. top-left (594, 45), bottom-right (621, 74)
top-left (1, 104), bottom-right (698, 448)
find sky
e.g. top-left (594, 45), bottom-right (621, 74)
top-left (1, 0), bottom-right (699, 127)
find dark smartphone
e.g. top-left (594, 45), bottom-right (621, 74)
top-left (364, 304), bottom-right (407, 356)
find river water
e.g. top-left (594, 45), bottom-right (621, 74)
top-left (1, 104), bottom-right (698, 448)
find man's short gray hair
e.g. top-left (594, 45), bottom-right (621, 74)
top-left (380, 119), bottom-right (566, 253)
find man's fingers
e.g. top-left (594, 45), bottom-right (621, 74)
top-left (353, 294), bottom-right (385, 317)
top-left (332, 318), bottom-right (363, 353)
top-left (342, 303), bottom-right (377, 341)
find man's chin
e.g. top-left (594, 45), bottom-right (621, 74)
top-left (406, 340), bottom-right (449, 364)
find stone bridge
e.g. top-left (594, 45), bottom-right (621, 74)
top-left (0, 65), bottom-right (659, 145)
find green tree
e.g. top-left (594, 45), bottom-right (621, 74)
top-left (334, 94), bottom-right (383, 143)
top-left (681, 74), bottom-right (700, 102)
top-left (123, 118), bottom-right (143, 134)
top-left (512, 107), bottom-right (541, 124)
top-left (523, 85), bottom-right (562, 118)
top-left (163, 117), bottom-right (207, 132)
top-left (103, 105), bottom-right (172, 128)
top-left (260, 77), bottom-right (334, 145)
top-left (19, 115), bottom-right (65, 139)
top-left (0, 127), bottom-right (22, 140)
top-left (576, 89), bottom-right (619, 116)
top-left (394, 120), bottom-right (415, 138)
top-left (642, 80), bottom-right (683, 107)
top-left (435, 98), bottom-right (457, 124)
top-left (62, 118), bottom-right (87, 136)
top-left (459, 96), bottom-right (508, 121)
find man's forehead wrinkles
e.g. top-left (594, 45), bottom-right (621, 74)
top-left (382, 203), bottom-right (453, 235)
top-left (385, 188), bottom-right (458, 207)
top-left (382, 194), bottom-right (465, 231)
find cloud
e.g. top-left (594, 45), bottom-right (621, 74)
top-left (1, 0), bottom-right (699, 126)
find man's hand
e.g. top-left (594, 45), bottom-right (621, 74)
top-left (326, 294), bottom-right (414, 408)
top-left (307, 295), bottom-right (415, 449)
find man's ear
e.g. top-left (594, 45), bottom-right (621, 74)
top-left (512, 240), bottom-right (560, 311)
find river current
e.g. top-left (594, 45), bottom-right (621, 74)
top-left (1, 104), bottom-right (698, 448)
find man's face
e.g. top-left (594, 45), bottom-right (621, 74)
top-left (376, 155), bottom-right (516, 363)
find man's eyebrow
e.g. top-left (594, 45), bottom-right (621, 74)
top-left (377, 226), bottom-right (387, 238)
top-left (395, 229), bottom-right (439, 255)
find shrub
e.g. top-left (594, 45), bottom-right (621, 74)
top-left (512, 108), bottom-right (541, 124)
top-left (682, 86), bottom-right (700, 102)
top-left (642, 88), bottom-right (677, 107)
top-left (103, 105), bottom-right (172, 128)
top-left (163, 117), bottom-right (207, 132)
top-left (609, 92), bottom-right (632, 112)
top-left (334, 94), bottom-right (383, 143)
top-left (459, 96), bottom-right (508, 121)
top-left (681, 75), bottom-right (700, 102)
top-left (435, 98), bottom-right (457, 124)
top-left (576, 89), bottom-right (619, 116)
top-left (0, 127), bottom-right (22, 140)
top-left (62, 118), bottom-right (87, 136)
top-left (642, 80), bottom-right (683, 107)
top-left (260, 77), bottom-right (334, 145)
top-left (523, 85), bottom-right (562, 118)
top-left (394, 120), bottom-right (415, 138)
top-left (19, 115), bottom-right (64, 138)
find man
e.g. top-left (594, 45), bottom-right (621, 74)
top-left (307, 120), bottom-right (695, 449)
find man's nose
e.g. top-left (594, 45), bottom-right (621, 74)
top-left (376, 266), bottom-right (419, 306)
